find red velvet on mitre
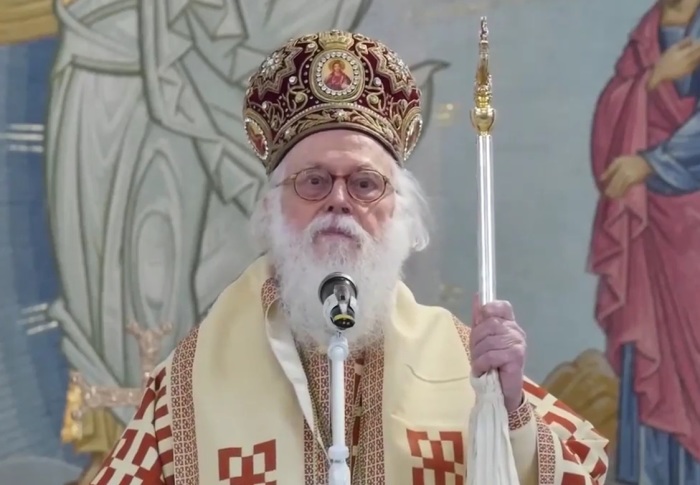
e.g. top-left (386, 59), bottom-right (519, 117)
top-left (243, 30), bottom-right (423, 174)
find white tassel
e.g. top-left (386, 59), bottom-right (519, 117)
top-left (466, 371), bottom-right (519, 485)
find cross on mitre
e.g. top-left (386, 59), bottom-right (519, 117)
top-left (60, 321), bottom-right (173, 443)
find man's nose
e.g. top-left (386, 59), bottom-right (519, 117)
top-left (324, 179), bottom-right (352, 215)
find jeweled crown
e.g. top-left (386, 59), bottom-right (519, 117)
top-left (318, 29), bottom-right (355, 50)
top-left (243, 30), bottom-right (424, 174)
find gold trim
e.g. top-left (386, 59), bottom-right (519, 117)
top-left (470, 17), bottom-right (495, 135)
top-left (0, 0), bottom-right (58, 45)
top-left (309, 50), bottom-right (365, 104)
top-left (244, 113), bottom-right (271, 161)
top-left (317, 30), bottom-right (354, 50)
top-left (267, 102), bottom-right (400, 172)
top-left (400, 109), bottom-right (422, 161)
top-left (61, 374), bottom-right (85, 442)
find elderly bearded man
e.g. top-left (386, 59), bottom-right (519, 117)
top-left (90, 30), bottom-right (609, 485)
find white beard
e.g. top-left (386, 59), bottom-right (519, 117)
top-left (267, 207), bottom-right (413, 352)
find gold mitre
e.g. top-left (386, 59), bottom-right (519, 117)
top-left (243, 30), bottom-right (424, 174)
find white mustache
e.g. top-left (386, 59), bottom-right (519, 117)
top-left (306, 215), bottom-right (369, 242)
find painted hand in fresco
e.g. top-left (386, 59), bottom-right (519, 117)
top-left (601, 154), bottom-right (653, 198)
top-left (469, 297), bottom-right (526, 412)
top-left (649, 37), bottom-right (700, 89)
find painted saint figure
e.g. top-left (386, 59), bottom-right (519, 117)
top-left (324, 59), bottom-right (352, 90)
top-left (589, 0), bottom-right (700, 483)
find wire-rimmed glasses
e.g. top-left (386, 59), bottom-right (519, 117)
top-left (277, 167), bottom-right (392, 202)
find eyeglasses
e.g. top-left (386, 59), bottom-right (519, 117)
top-left (277, 167), bottom-right (392, 203)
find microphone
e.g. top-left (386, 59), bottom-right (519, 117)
top-left (318, 273), bottom-right (358, 331)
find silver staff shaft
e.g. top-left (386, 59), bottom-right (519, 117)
top-left (470, 17), bottom-right (497, 304)
top-left (477, 135), bottom-right (495, 303)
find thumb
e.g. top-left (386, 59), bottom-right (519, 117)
top-left (601, 160), bottom-right (617, 182)
top-left (676, 37), bottom-right (694, 50)
top-left (471, 292), bottom-right (482, 326)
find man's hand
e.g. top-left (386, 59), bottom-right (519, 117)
top-left (600, 155), bottom-right (653, 198)
top-left (469, 297), bottom-right (526, 412)
top-left (649, 37), bottom-right (700, 89)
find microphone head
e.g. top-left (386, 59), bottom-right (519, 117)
top-left (319, 272), bottom-right (358, 331)
top-left (318, 272), bottom-right (357, 303)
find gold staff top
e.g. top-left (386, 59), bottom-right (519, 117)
top-left (470, 17), bottom-right (496, 135)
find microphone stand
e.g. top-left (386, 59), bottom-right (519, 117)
top-left (327, 329), bottom-right (351, 485)
top-left (319, 274), bottom-right (357, 485)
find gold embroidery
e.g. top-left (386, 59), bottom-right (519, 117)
top-left (244, 30), bottom-right (423, 173)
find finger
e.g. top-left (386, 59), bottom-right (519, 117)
top-left (481, 300), bottom-right (515, 320)
top-left (679, 40), bottom-right (700, 59)
top-left (600, 161), bottom-right (619, 182)
top-left (603, 181), bottom-right (612, 198)
top-left (614, 179), bottom-right (632, 198)
top-left (606, 182), bottom-right (622, 199)
top-left (682, 38), bottom-right (700, 51)
top-left (505, 318), bottom-right (526, 339)
top-left (689, 46), bottom-right (700, 62)
top-left (681, 47), bottom-right (700, 64)
top-left (471, 319), bottom-right (524, 351)
top-left (604, 183), bottom-right (617, 198)
top-left (471, 348), bottom-right (513, 376)
top-left (605, 173), bottom-right (624, 198)
top-left (605, 169), bottom-right (626, 196)
top-left (471, 332), bottom-right (522, 361)
top-left (469, 317), bottom-right (511, 350)
top-left (617, 171), bottom-right (635, 197)
top-left (674, 37), bottom-right (694, 50)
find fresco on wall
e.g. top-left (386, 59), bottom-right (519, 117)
top-left (0, 1), bottom-right (446, 483)
top-left (3, 0), bottom-right (699, 484)
top-left (585, 0), bottom-right (700, 483)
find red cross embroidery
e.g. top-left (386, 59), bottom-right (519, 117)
top-left (407, 429), bottom-right (465, 485)
top-left (218, 440), bottom-right (277, 485)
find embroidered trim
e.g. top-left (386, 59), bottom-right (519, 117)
top-left (534, 414), bottom-right (557, 484)
top-left (171, 327), bottom-right (200, 484)
top-left (261, 278), bottom-right (279, 311)
top-left (508, 400), bottom-right (534, 431)
top-left (451, 314), bottom-right (471, 361)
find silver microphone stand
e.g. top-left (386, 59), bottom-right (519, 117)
top-left (327, 329), bottom-right (351, 485)
top-left (319, 278), bottom-right (357, 485)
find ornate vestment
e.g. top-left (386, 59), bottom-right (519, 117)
top-left (92, 257), bottom-right (609, 484)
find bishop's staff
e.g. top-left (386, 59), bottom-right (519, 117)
top-left (466, 17), bottom-right (520, 485)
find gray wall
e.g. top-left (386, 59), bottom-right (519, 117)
top-left (0, 2), bottom-right (649, 481)
top-left (361, 0), bottom-right (651, 381)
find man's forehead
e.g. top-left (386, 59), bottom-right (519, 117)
top-left (282, 130), bottom-right (395, 172)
